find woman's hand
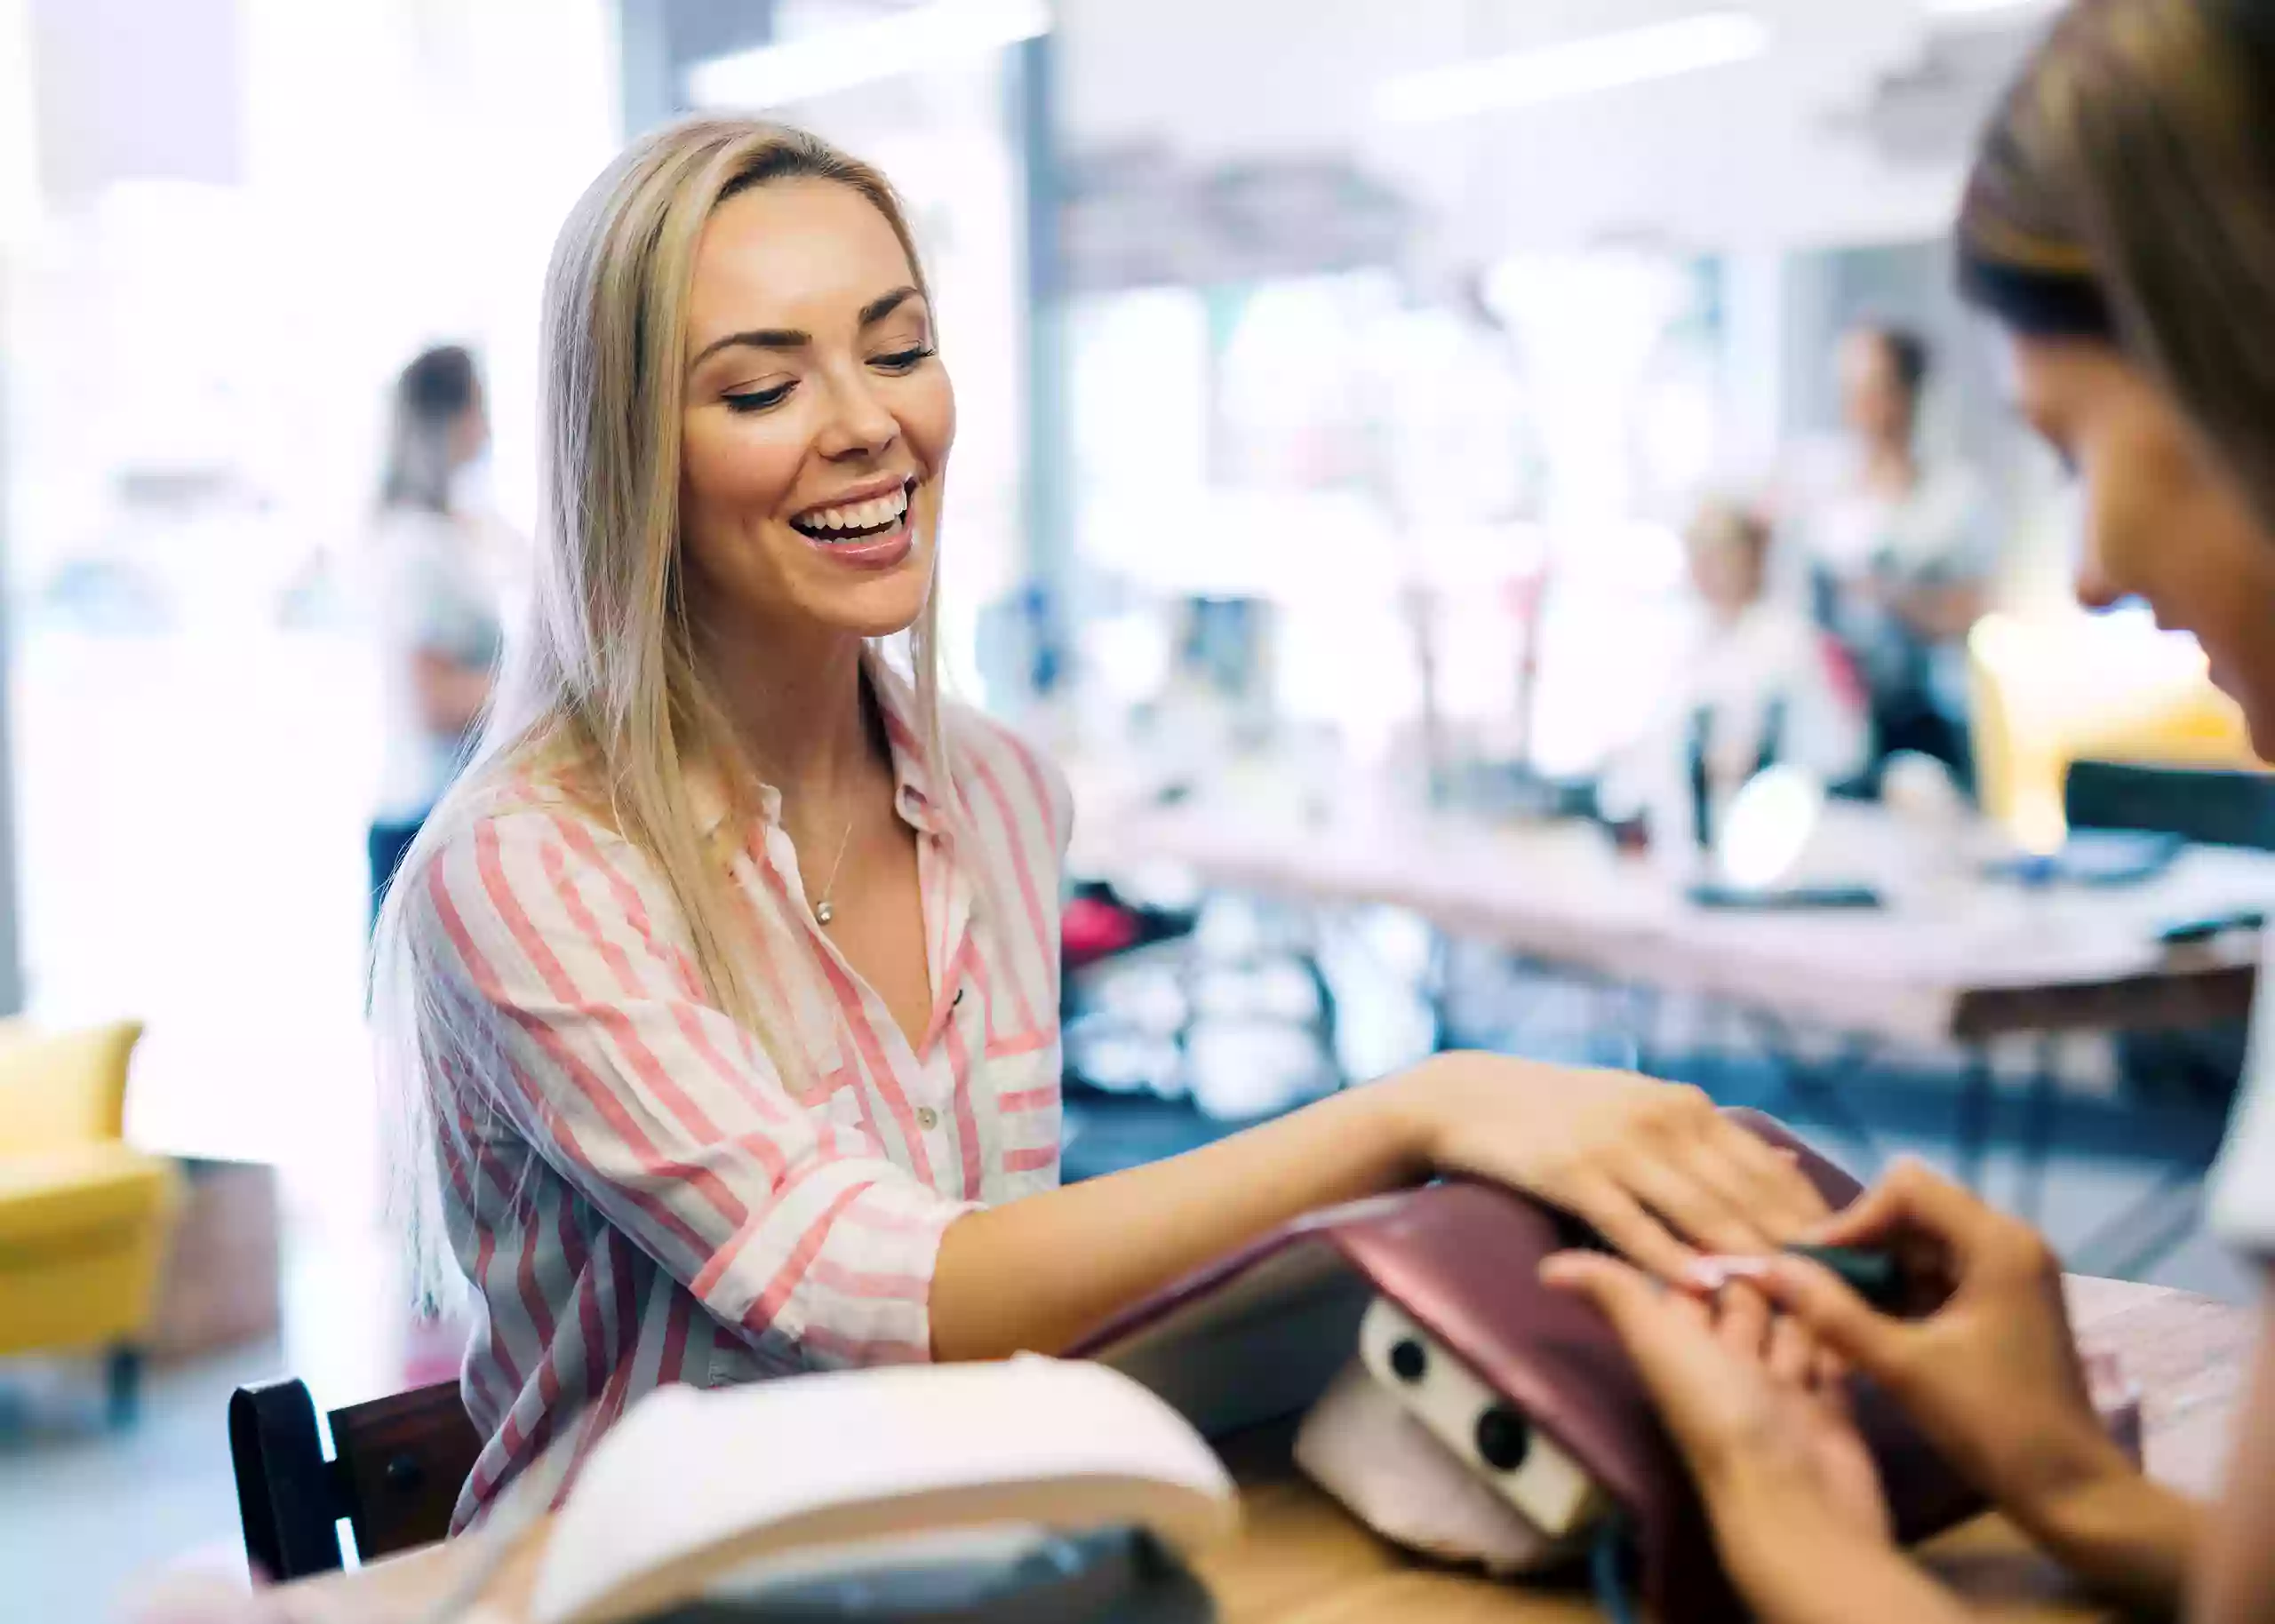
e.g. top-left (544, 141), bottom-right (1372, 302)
top-left (1749, 1158), bottom-right (2127, 1527)
top-left (1543, 1254), bottom-right (1888, 1541)
top-left (935, 1058), bottom-right (1816, 1363)
top-left (1392, 1055), bottom-right (1831, 1276)
top-left (1750, 1158), bottom-right (2197, 1612)
top-left (1541, 1254), bottom-right (1981, 1624)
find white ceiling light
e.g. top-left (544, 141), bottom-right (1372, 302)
top-left (688, 0), bottom-right (1050, 109)
top-left (1375, 11), bottom-right (1771, 125)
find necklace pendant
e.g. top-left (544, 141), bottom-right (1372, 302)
top-left (814, 900), bottom-right (834, 926)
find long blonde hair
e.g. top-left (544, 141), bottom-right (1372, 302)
top-left (372, 117), bottom-right (957, 1303)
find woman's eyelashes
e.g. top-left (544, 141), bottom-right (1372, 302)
top-left (723, 381), bottom-right (794, 414)
top-left (873, 344), bottom-right (937, 372)
top-left (718, 346), bottom-right (935, 416)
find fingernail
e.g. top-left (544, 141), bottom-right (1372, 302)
top-left (1686, 1254), bottom-right (1775, 1293)
top-left (1540, 1250), bottom-right (1602, 1287)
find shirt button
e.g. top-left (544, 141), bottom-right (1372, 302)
top-left (917, 1107), bottom-right (940, 1131)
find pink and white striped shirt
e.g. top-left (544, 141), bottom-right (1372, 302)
top-left (402, 664), bottom-right (1070, 1527)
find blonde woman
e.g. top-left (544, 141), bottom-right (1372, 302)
top-left (373, 119), bottom-right (1829, 1525)
top-left (1547, 4), bottom-right (2275, 1620)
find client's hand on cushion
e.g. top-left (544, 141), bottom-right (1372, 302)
top-left (1393, 1056), bottom-right (1831, 1277)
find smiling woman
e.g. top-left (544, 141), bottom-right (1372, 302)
top-left (681, 187), bottom-right (949, 636)
top-left (368, 117), bottom-right (1835, 1529)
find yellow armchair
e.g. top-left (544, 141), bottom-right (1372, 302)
top-left (0, 1020), bottom-right (181, 1421)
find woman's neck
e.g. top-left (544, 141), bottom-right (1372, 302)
top-left (703, 625), bottom-right (882, 814)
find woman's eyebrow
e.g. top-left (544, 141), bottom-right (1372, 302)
top-left (688, 287), bottom-right (925, 372)
top-left (690, 326), bottom-right (807, 370)
top-left (858, 286), bottom-right (922, 328)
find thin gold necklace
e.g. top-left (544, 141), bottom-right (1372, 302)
top-left (812, 818), bottom-right (855, 927)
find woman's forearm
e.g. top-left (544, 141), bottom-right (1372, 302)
top-left (930, 1073), bottom-right (1427, 1362)
top-left (2192, 1287), bottom-right (2275, 1624)
top-left (1709, 1477), bottom-right (1975, 1624)
top-left (1721, 1521), bottom-right (1975, 1624)
top-left (2020, 1469), bottom-right (2201, 1617)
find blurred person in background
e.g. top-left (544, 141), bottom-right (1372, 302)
top-left (1550, 3), bottom-right (2275, 1620)
top-left (1601, 497), bottom-right (1868, 836)
top-left (367, 346), bottom-right (507, 927)
top-left (1788, 324), bottom-right (1996, 794)
top-left (371, 118), bottom-right (1836, 1524)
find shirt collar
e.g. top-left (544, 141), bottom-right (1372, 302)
top-left (869, 655), bottom-right (943, 833)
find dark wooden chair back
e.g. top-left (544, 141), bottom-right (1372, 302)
top-left (228, 1377), bottom-right (482, 1580)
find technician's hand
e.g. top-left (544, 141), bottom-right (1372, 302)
top-left (1747, 1158), bottom-right (2131, 1534)
top-left (1541, 1253), bottom-right (1889, 1544)
top-left (1545, 1250), bottom-right (1983, 1624)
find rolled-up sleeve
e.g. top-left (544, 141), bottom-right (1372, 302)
top-left (409, 807), bottom-right (971, 1364)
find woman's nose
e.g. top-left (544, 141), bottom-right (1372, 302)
top-left (2073, 548), bottom-right (2125, 612)
top-left (817, 376), bottom-right (899, 460)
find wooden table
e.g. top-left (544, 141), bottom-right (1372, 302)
top-left (1072, 781), bottom-right (2275, 1051)
top-left (274, 1278), bottom-right (2252, 1624)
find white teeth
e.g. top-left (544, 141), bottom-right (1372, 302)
top-left (796, 483), bottom-right (914, 537)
